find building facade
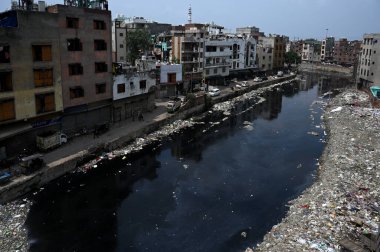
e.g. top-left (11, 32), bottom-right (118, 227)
top-left (357, 34), bottom-right (380, 87)
top-left (333, 38), bottom-right (361, 66)
top-left (320, 37), bottom-right (334, 62)
top-left (47, 4), bottom-right (113, 133)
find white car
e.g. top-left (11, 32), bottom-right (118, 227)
top-left (253, 77), bottom-right (262, 82)
top-left (208, 88), bottom-right (221, 97)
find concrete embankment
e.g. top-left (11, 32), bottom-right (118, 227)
top-left (254, 89), bottom-right (380, 251)
top-left (298, 63), bottom-right (353, 77)
top-left (0, 75), bottom-right (296, 204)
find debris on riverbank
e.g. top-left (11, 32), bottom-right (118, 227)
top-left (254, 89), bottom-right (380, 252)
top-left (78, 80), bottom-right (295, 173)
top-left (0, 199), bottom-right (31, 252)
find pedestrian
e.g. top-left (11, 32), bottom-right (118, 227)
top-left (138, 111), bottom-right (144, 121)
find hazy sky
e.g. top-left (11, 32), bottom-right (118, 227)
top-left (1, 0), bottom-right (379, 40)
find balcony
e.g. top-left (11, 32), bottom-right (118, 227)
top-left (204, 61), bottom-right (229, 68)
top-left (204, 51), bottom-right (231, 57)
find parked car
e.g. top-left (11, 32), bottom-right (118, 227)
top-left (167, 97), bottom-right (182, 113)
top-left (18, 153), bottom-right (45, 174)
top-left (277, 71), bottom-right (284, 77)
top-left (241, 81), bottom-right (248, 87)
top-left (208, 88), bottom-right (221, 97)
top-left (253, 77), bottom-right (262, 82)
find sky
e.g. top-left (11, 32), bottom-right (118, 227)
top-left (1, 0), bottom-right (379, 40)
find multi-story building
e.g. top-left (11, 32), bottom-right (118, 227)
top-left (256, 43), bottom-right (273, 72)
top-left (0, 9), bottom-right (63, 157)
top-left (333, 38), bottom-right (361, 67)
top-left (112, 59), bottom-right (157, 122)
top-left (320, 37), bottom-right (334, 62)
top-left (158, 63), bottom-right (182, 97)
top-left (357, 34), bottom-right (380, 88)
top-left (47, 4), bottom-right (113, 132)
top-left (236, 26), bottom-right (264, 40)
top-left (204, 38), bottom-right (231, 86)
top-left (228, 36), bottom-right (257, 74)
top-left (0, 3), bottom-right (112, 157)
top-left (112, 16), bottom-right (171, 64)
top-left (172, 24), bottom-right (206, 90)
top-left (260, 35), bottom-right (286, 71)
top-left (112, 16), bottom-right (127, 62)
top-left (302, 43), bottom-right (321, 62)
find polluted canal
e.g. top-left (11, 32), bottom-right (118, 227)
top-left (25, 73), bottom-right (352, 252)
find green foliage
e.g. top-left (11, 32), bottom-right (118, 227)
top-left (125, 29), bottom-right (151, 65)
top-left (285, 51), bottom-right (301, 65)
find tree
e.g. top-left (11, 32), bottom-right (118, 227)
top-left (125, 29), bottom-right (151, 65)
top-left (285, 51), bottom-right (301, 65)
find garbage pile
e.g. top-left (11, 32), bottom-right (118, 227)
top-left (78, 119), bottom-right (198, 172)
top-left (254, 89), bottom-right (380, 251)
top-left (0, 199), bottom-right (31, 252)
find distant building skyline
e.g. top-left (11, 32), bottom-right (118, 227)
top-left (1, 0), bottom-right (379, 40)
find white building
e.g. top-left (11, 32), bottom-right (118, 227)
top-left (112, 17), bottom-right (127, 62)
top-left (112, 61), bottom-right (157, 121)
top-left (357, 33), bottom-right (380, 87)
top-left (159, 63), bottom-right (183, 97)
top-left (256, 44), bottom-right (273, 71)
top-left (302, 43), bottom-right (320, 62)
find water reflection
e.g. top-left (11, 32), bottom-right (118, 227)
top-left (25, 73), bottom-right (349, 252)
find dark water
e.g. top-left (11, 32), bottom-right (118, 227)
top-left (25, 73), bottom-right (352, 252)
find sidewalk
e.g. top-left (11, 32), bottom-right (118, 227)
top-left (43, 99), bottom-right (170, 164)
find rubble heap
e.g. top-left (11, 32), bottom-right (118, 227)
top-left (254, 89), bottom-right (380, 252)
top-left (0, 199), bottom-right (31, 252)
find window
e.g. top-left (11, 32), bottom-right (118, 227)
top-left (34, 69), bottom-right (53, 87)
top-left (95, 83), bottom-right (106, 94)
top-left (222, 67), bottom-right (226, 73)
top-left (67, 38), bottom-right (82, 51)
top-left (0, 46), bottom-right (10, 63)
top-left (95, 62), bottom-right (107, 73)
top-left (117, 83), bottom-right (125, 93)
top-left (0, 71), bottom-right (12, 92)
top-left (119, 33), bottom-right (124, 37)
top-left (0, 99), bottom-right (15, 122)
top-left (69, 87), bottom-right (84, 99)
top-left (120, 56), bottom-right (124, 61)
top-left (220, 47), bottom-right (224, 52)
top-left (35, 93), bottom-right (55, 114)
top-left (213, 68), bottom-right (217, 74)
top-left (206, 46), bottom-right (217, 52)
top-left (66, 17), bottom-right (79, 28)
top-left (119, 44), bottom-right (124, 48)
top-left (206, 69), bottom-right (210, 75)
top-left (93, 20), bottom-right (106, 30)
top-left (32, 45), bottom-right (52, 61)
top-left (139, 80), bottom-right (146, 89)
top-left (130, 82), bottom-right (135, 89)
top-left (94, 40), bottom-right (107, 51)
top-left (69, 63), bottom-right (83, 75)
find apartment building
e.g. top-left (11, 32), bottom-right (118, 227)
top-left (302, 43), bottom-right (321, 62)
top-left (333, 38), bottom-right (361, 66)
top-left (357, 34), bottom-right (380, 87)
top-left (256, 44), bottom-right (273, 72)
top-left (172, 24), bottom-right (206, 89)
top-left (0, 9), bottom-right (64, 157)
top-left (320, 37), bottom-right (334, 62)
top-left (47, 4), bottom-right (113, 132)
top-left (260, 35), bottom-right (286, 71)
top-left (0, 3), bottom-right (112, 157)
top-left (112, 16), bottom-right (171, 63)
top-left (112, 59), bottom-right (157, 121)
top-left (204, 38), bottom-right (231, 85)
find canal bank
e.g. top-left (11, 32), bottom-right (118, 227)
top-left (254, 89), bottom-right (380, 251)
